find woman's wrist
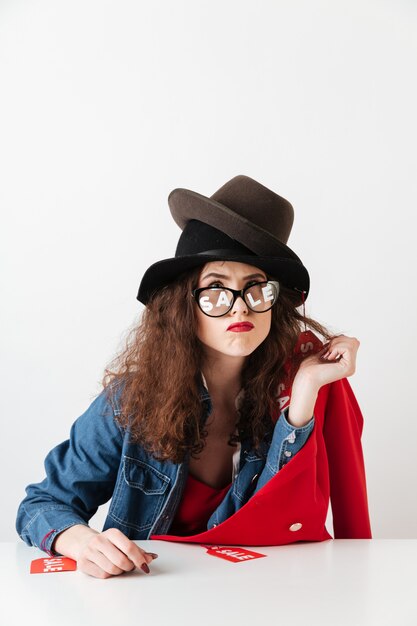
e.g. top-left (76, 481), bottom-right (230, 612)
top-left (52, 524), bottom-right (99, 560)
top-left (287, 374), bottom-right (320, 428)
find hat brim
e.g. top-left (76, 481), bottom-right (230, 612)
top-left (137, 253), bottom-right (309, 306)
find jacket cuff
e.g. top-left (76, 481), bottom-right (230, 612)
top-left (277, 406), bottom-right (315, 471)
top-left (281, 405), bottom-right (315, 432)
top-left (18, 505), bottom-right (90, 557)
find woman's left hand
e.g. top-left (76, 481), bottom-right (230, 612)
top-left (294, 334), bottom-right (360, 389)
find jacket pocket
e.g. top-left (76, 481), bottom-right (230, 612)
top-left (108, 456), bottom-right (170, 533)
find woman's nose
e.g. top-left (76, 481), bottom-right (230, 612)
top-left (231, 294), bottom-right (248, 313)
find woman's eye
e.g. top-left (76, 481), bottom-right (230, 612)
top-left (207, 281), bottom-right (258, 289)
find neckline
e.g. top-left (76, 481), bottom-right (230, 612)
top-left (188, 472), bottom-right (232, 491)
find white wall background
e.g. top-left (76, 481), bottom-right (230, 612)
top-left (1, 0), bottom-right (416, 542)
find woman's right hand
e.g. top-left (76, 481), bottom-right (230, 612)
top-left (54, 526), bottom-right (158, 579)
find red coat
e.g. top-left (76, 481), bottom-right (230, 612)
top-left (151, 331), bottom-right (372, 545)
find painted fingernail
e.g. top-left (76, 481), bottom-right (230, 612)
top-left (146, 552), bottom-right (159, 559)
top-left (141, 563), bottom-right (150, 574)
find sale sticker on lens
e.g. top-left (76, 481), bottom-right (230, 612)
top-left (30, 556), bottom-right (77, 574)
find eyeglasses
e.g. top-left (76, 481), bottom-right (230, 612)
top-left (191, 280), bottom-right (280, 317)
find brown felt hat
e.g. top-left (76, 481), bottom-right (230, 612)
top-left (137, 174), bottom-right (310, 307)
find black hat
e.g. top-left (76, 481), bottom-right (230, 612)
top-left (137, 174), bottom-right (310, 307)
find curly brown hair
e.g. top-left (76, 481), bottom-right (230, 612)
top-left (101, 263), bottom-right (343, 464)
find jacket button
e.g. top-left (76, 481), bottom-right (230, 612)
top-left (289, 522), bottom-right (303, 531)
top-left (284, 451), bottom-right (292, 457)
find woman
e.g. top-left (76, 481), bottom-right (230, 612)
top-left (16, 175), bottom-right (371, 579)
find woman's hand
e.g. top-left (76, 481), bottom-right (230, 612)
top-left (295, 334), bottom-right (360, 389)
top-left (73, 527), bottom-right (158, 579)
top-left (286, 335), bottom-right (360, 427)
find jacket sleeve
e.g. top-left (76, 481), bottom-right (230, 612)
top-left (251, 407), bottom-right (315, 495)
top-left (278, 405), bottom-right (315, 470)
top-left (15, 384), bottom-right (125, 556)
top-left (323, 377), bottom-right (372, 539)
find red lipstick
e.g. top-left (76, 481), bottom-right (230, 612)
top-left (227, 322), bottom-right (254, 332)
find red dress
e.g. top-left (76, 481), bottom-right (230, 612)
top-left (169, 472), bottom-right (232, 536)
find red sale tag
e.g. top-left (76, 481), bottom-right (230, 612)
top-left (204, 545), bottom-right (267, 563)
top-left (30, 556), bottom-right (77, 574)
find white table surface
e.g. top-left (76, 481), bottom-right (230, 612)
top-left (2, 539), bottom-right (416, 626)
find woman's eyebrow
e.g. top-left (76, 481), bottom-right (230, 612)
top-left (201, 272), bottom-right (267, 281)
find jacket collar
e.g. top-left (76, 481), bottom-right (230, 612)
top-left (198, 370), bottom-right (211, 402)
top-left (197, 371), bottom-right (212, 429)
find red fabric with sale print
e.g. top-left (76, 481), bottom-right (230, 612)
top-left (150, 330), bottom-right (372, 546)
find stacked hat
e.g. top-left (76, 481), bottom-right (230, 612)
top-left (137, 174), bottom-right (310, 307)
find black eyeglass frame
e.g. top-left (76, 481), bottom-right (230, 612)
top-left (191, 280), bottom-right (280, 318)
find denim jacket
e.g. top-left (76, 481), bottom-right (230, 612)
top-left (16, 377), bottom-right (315, 556)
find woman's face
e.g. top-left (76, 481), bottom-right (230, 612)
top-left (194, 260), bottom-right (272, 359)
